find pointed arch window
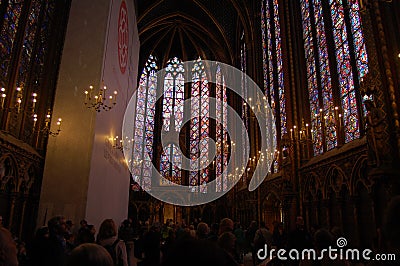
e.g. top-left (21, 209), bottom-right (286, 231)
top-left (215, 64), bottom-right (229, 192)
top-left (240, 31), bottom-right (250, 177)
top-left (132, 56), bottom-right (229, 193)
top-left (300, 0), bottom-right (368, 155)
top-left (160, 57), bottom-right (184, 185)
top-left (189, 59), bottom-right (210, 192)
top-left (131, 55), bottom-right (157, 191)
top-left (0, 1), bottom-right (24, 82)
top-left (261, 0), bottom-right (286, 171)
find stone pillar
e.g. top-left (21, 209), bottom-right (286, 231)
top-left (38, 0), bottom-right (139, 230)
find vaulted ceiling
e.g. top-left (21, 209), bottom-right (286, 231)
top-left (137, 0), bottom-right (256, 70)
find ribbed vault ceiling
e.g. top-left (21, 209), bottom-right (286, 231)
top-left (137, 0), bottom-right (253, 68)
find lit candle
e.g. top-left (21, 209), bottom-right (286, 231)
top-left (57, 118), bottom-right (62, 129)
top-left (113, 91), bottom-right (117, 104)
top-left (32, 93), bottom-right (37, 110)
top-left (45, 112), bottom-right (51, 128)
top-left (84, 90), bottom-right (89, 104)
top-left (305, 123), bottom-right (309, 139)
top-left (33, 114), bottom-right (38, 129)
top-left (1, 88), bottom-right (5, 109)
top-left (16, 87), bottom-right (22, 113)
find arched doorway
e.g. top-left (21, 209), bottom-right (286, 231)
top-left (261, 192), bottom-right (282, 230)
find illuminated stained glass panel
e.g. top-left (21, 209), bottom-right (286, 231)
top-left (348, 0), bottom-right (368, 81)
top-left (273, 0), bottom-right (286, 136)
top-left (132, 55), bottom-right (157, 191)
top-left (300, 0), bottom-right (368, 155)
top-left (314, 0), bottom-right (336, 151)
top-left (216, 65), bottom-right (228, 192)
top-left (261, 0), bottom-right (286, 171)
top-left (330, 0), bottom-right (367, 142)
top-left (16, 0), bottom-right (42, 88)
top-left (160, 57), bottom-right (184, 185)
top-left (241, 33), bottom-right (248, 174)
top-left (330, 0), bottom-right (356, 143)
top-left (0, 1), bottom-right (23, 83)
top-left (190, 58), bottom-right (209, 193)
top-left (30, 1), bottom-right (56, 93)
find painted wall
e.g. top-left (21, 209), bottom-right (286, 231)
top-left (38, 0), bottom-right (139, 230)
top-left (85, 0), bottom-right (139, 230)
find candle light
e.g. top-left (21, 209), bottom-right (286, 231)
top-left (305, 123), bottom-right (309, 139)
top-left (1, 88), bottom-right (5, 109)
top-left (113, 91), bottom-right (117, 104)
top-left (32, 93), bottom-right (37, 110)
top-left (45, 111), bottom-right (51, 128)
top-left (56, 118), bottom-right (62, 131)
top-left (33, 114), bottom-right (37, 128)
top-left (16, 87), bottom-right (22, 113)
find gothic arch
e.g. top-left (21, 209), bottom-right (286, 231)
top-left (0, 154), bottom-right (18, 192)
top-left (302, 172), bottom-right (318, 200)
top-left (261, 191), bottom-right (282, 229)
top-left (324, 165), bottom-right (347, 197)
top-left (350, 155), bottom-right (369, 196)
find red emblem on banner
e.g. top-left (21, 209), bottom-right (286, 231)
top-left (118, 0), bottom-right (128, 74)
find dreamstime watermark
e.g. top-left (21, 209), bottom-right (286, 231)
top-left (257, 237), bottom-right (397, 262)
top-left (122, 60), bottom-right (276, 206)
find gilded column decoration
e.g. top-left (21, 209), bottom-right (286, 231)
top-left (372, 0), bottom-right (400, 153)
top-left (359, 1), bottom-right (396, 166)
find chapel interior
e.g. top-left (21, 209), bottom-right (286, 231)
top-left (0, 0), bottom-right (400, 253)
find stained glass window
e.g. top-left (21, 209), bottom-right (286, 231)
top-left (189, 58), bottom-right (210, 193)
top-left (300, 0), bottom-right (368, 155)
top-left (330, 0), bottom-right (367, 142)
top-left (215, 64), bottom-right (229, 192)
top-left (241, 31), bottom-right (249, 178)
top-left (160, 57), bottom-right (184, 185)
top-left (30, 1), bottom-right (56, 93)
top-left (261, 0), bottom-right (286, 171)
top-left (0, 1), bottom-right (23, 84)
top-left (16, 0), bottom-right (42, 88)
top-left (133, 57), bottom-right (228, 192)
top-left (131, 55), bottom-right (157, 191)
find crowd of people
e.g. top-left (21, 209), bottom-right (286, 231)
top-left (0, 196), bottom-right (399, 266)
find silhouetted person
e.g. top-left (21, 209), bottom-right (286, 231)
top-left (208, 223), bottom-right (219, 242)
top-left (288, 216), bottom-right (312, 266)
top-left (0, 227), bottom-right (18, 266)
top-left (67, 243), bottom-right (114, 266)
top-left (300, 229), bottom-right (349, 266)
top-left (143, 223), bottom-right (161, 266)
top-left (246, 220), bottom-right (258, 266)
top-left (218, 232), bottom-right (241, 266)
top-left (35, 216), bottom-right (69, 266)
top-left (196, 222), bottom-right (209, 240)
top-left (28, 226), bottom-right (49, 266)
top-left (219, 218), bottom-right (234, 235)
top-left (97, 219), bottom-right (128, 266)
top-left (162, 238), bottom-right (237, 266)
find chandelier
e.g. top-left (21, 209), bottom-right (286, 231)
top-left (1, 86), bottom-right (62, 137)
top-left (84, 83), bottom-right (117, 112)
top-left (33, 109), bottom-right (62, 137)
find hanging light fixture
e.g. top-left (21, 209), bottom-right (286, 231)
top-left (33, 109), bottom-right (62, 137)
top-left (84, 82), bottom-right (117, 112)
